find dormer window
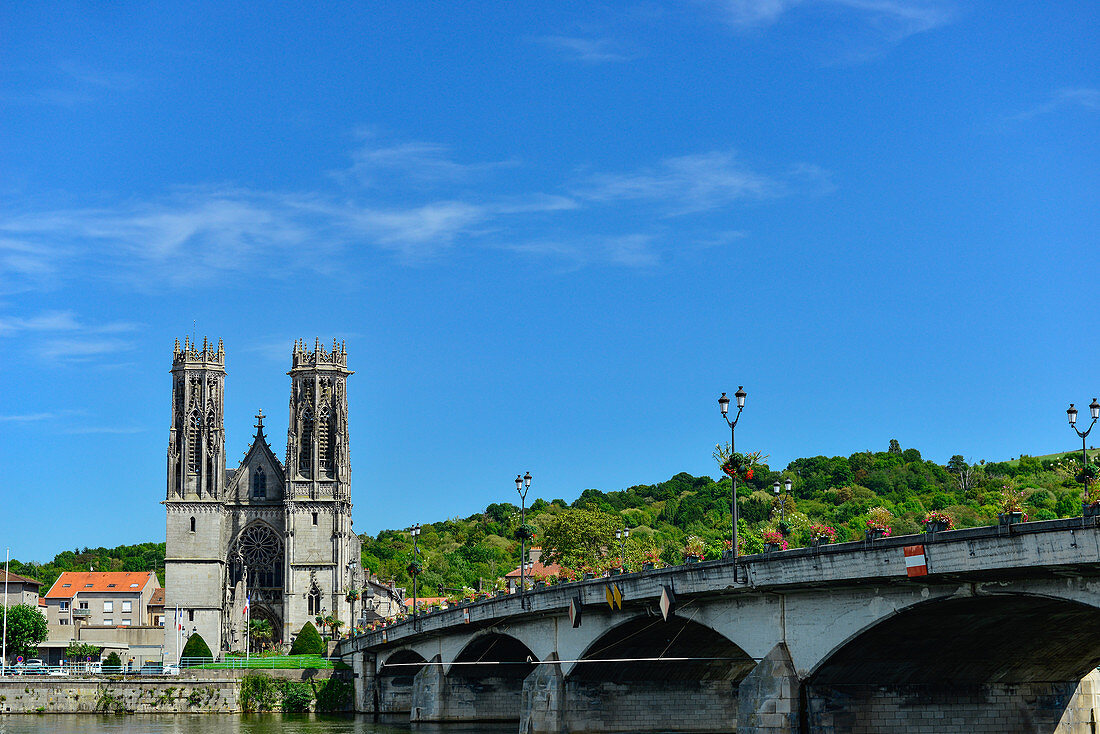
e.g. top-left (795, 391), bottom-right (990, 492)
top-left (107, 584), bottom-right (116, 588)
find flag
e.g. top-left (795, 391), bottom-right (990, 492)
top-left (242, 593), bottom-right (251, 616)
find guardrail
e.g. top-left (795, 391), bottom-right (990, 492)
top-left (180, 655), bottom-right (340, 670)
top-left (0, 663), bottom-right (177, 677)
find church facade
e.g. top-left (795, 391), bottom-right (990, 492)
top-left (162, 337), bottom-right (362, 656)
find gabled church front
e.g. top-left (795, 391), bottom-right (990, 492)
top-left (163, 337), bottom-right (361, 656)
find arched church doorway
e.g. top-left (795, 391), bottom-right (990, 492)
top-left (247, 605), bottom-right (283, 652)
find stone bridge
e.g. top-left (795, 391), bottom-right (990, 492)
top-left (335, 518), bottom-right (1100, 733)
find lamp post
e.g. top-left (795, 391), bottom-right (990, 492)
top-left (773, 478), bottom-right (792, 528)
top-left (615, 528), bottom-right (630, 570)
top-left (409, 524), bottom-right (421, 628)
top-left (516, 472), bottom-right (531, 607)
top-left (719, 387), bottom-right (747, 563)
top-left (1068, 399), bottom-right (1100, 502)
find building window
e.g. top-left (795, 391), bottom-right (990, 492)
top-left (122, 601), bottom-right (132, 613)
top-left (307, 585), bottom-right (321, 616)
top-left (190, 516), bottom-right (196, 533)
top-left (62, 583), bottom-right (71, 588)
top-left (129, 583), bottom-right (138, 588)
top-left (188, 609), bottom-right (194, 622)
top-left (60, 618), bottom-right (69, 625)
top-left (252, 466), bottom-right (267, 499)
top-left (156, 615), bottom-right (164, 627)
top-left (311, 512), bottom-right (318, 526)
top-left (104, 601), bottom-right (113, 613)
top-left (104, 619), bottom-right (113, 626)
top-left (121, 619), bottom-right (131, 626)
top-left (59, 601), bottom-right (69, 611)
top-left (299, 407), bottom-right (314, 477)
top-left (187, 410), bottom-right (201, 472)
top-left (79, 602), bottom-right (88, 610)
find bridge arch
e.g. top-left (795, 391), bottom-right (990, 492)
top-left (808, 591), bottom-right (1100, 685)
top-left (568, 613), bottom-right (757, 682)
top-left (447, 632), bottom-right (538, 679)
top-left (806, 592), bottom-right (1100, 731)
top-left (379, 648), bottom-right (428, 684)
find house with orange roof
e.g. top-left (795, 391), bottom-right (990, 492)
top-left (43, 571), bottom-right (160, 628)
top-left (503, 548), bottom-right (564, 592)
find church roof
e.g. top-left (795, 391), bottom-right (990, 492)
top-left (230, 410), bottom-right (286, 484)
top-left (45, 571), bottom-right (158, 599)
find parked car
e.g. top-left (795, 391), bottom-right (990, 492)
top-left (138, 662), bottom-right (163, 676)
top-left (14, 660), bottom-right (47, 675)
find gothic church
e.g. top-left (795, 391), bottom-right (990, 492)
top-left (163, 337), bottom-right (362, 654)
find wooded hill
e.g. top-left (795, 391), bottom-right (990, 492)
top-left (11, 441), bottom-right (1094, 603)
top-left (359, 441), bottom-right (1098, 596)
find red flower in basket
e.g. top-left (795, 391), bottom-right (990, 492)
top-left (745, 468), bottom-right (753, 480)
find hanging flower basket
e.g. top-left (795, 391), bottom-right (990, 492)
top-left (406, 559), bottom-right (423, 576)
top-left (922, 511), bottom-right (954, 533)
top-left (1078, 465), bottom-right (1098, 484)
top-left (762, 530), bottom-right (788, 551)
top-left (514, 523), bottom-right (537, 541)
top-left (998, 511), bottom-right (1027, 526)
top-left (641, 561), bottom-right (655, 571)
top-left (345, 588), bottom-right (360, 603)
top-left (809, 523), bottom-right (836, 546)
top-left (865, 527), bottom-right (889, 541)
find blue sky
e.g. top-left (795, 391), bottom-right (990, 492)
top-left (1, 2), bottom-right (1098, 561)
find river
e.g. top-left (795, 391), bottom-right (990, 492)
top-left (0, 714), bottom-right (515, 734)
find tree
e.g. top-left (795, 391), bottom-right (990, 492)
top-left (181, 632), bottom-right (213, 662)
top-left (103, 651), bottom-right (123, 674)
top-left (290, 621), bottom-right (324, 655)
top-left (540, 507), bottom-right (619, 571)
top-left (65, 641), bottom-right (102, 661)
top-left (888, 439), bottom-right (902, 454)
top-left (249, 619), bottom-right (273, 652)
top-left (1, 604), bottom-right (47, 660)
top-left (947, 455), bottom-right (978, 493)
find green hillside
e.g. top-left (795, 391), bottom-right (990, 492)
top-left (7, 543), bottom-right (166, 592)
top-left (359, 440), bottom-right (1099, 596)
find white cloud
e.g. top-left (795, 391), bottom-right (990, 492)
top-left (38, 337), bottom-right (135, 362)
top-left (536, 36), bottom-right (637, 63)
top-left (347, 140), bottom-right (518, 186)
top-left (577, 151), bottom-right (781, 213)
top-left (1013, 88), bottom-right (1100, 120)
top-left (0, 413), bottom-right (56, 422)
top-left (714, 0), bottom-right (952, 33)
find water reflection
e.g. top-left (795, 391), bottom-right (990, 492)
top-left (0, 714), bottom-right (515, 734)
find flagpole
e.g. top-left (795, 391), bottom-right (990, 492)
top-left (245, 596), bottom-right (250, 662)
top-left (3, 548), bottom-right (9, 676)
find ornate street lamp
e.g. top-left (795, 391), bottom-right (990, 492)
top-left (516, 472), bottom-right (532, 607)
top-left (615, 527), bottom-right (630, 570)
top-left (408, 524), bottom-right (421, 627)
top-left (1068, 399), bottom-right (1100, 502)
top-left (719, 387), bottom-right (747, 566)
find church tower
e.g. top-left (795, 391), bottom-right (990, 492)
top-left (163, 336), bottom-right (228, 656)
top-left (284, 339), bottom-right (360, 638)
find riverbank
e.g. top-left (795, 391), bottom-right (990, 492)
top-left (0, 668), bottom-right (352, 714)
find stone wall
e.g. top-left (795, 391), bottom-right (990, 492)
top-left (0, 668), bottom-right (351, 715)
top-left (0, 677), bottom-right (239, 714)
top-left (806, 681), bottom-right (1079, 733)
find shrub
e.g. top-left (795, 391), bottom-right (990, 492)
top-left (240, 673), bottom-right (280, 712)
top-left (102, 652), bottom-right (123, 674)
top-left (289, 621), bottom-right (324, 656)
top-left (181, 633), bottom-right (213, 662)
top-left (281, 681), bottom-right (313, 712)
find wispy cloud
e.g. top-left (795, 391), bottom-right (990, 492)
top-left (0, 413), bottom-right (57, 422)
top-left (1012, 88), bottom-right (1100, 120)
top-left (535, 36), bottom-right (637, 63)
top-left (345, 138), bottom-right (518, 187)
top-left (39, 337), bottom-right (136, 363)
top-left (714, 0), bottom-right (953, 35)
top-left (576, 151), bottom-right (782, 214)
top-left (505, 233), bottom-right (661, 269)
top-left (0, 310), bottom-right (139, 337)
top-left (62, 425), bottom-right (145, 435)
